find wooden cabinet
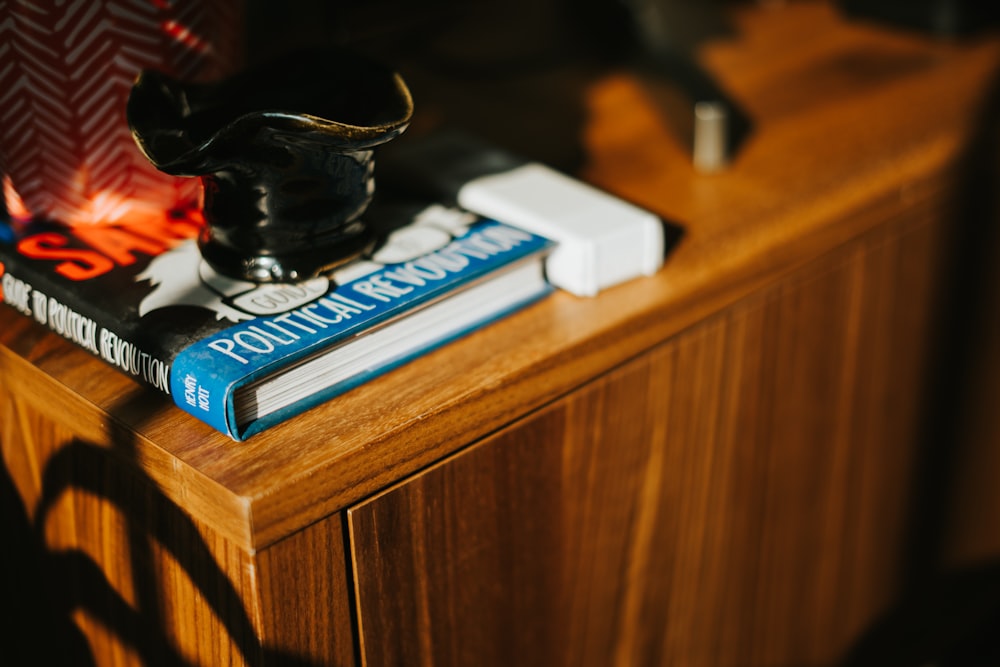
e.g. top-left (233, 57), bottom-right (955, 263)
top-left (348, 207), bottom-right (946, 667)
top-left (3, 3), bottom-right (1000, 666)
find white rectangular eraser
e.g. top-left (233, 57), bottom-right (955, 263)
top-left (457, 163), bottom-right (664, 296)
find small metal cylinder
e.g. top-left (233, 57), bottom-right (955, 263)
top-left (693, 101), bottom-right (729, 172)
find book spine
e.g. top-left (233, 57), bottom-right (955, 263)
top-left (0, 259), bottom-right (174, 396)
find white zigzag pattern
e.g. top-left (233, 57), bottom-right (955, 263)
top-left (0, 0), bottom-right (243, 225)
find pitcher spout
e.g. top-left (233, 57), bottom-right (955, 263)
top-left (128, 48), bottom-right (413, 283)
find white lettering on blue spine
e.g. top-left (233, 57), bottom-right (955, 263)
top-left (207, 338), bottom-right (248, 364)
top-left (180, 373), bottom-right (210, 411)
top-left (351, 274), bottom-right (414, 302)
top-left (184, 373), bottom-right (198, 407)
top-left (200, 222), bottom-right (537, 366)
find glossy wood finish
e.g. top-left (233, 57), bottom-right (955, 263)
top-left (2, 2), bottom-right (1000, 665)
top-left (3, 2), bottom-right (998, 553)
top-left (349, 203), bottom-right (948, 667)
top-left (0, 382), bottom-right (361, 666)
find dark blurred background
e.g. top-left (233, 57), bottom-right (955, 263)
top-left (244, 0), bottom-right (749, 170)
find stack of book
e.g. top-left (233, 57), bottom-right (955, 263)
top-left (0, 200), bottom-right (552, 440)
top-left (1, 136), bottom-right (673, 440)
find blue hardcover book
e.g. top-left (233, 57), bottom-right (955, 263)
top-left (0, 201), bottom-right (553, 440)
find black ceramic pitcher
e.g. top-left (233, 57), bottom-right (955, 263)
top-left (127, 49), bottom-right (413, 283)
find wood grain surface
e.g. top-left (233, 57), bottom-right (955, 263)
top-left (2, 2), bottom-right (998, 551)
top-left (3, 2), bottom-right (1000, 665)
top-left (348, 199), bottom-right (949, 667)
